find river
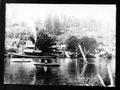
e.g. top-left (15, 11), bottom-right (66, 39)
top-left (4, 57), bottom-right (115, 86)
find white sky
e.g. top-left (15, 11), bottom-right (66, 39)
top-left (6, 4), bottom-right (116, 40)
top-left (6, 4), bottom-right (116, 25)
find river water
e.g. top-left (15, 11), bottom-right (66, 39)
top-left (4, 57), bottom-right (115, 86)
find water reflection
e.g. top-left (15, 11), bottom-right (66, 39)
top-left (35, 66), bottom-right (62, 85)
top-left (84, 64), bottom-right (97, 77)
top-left (4, 61), bottom-right (36, 84)
top-left (4, 57), bottom-right (115, 86)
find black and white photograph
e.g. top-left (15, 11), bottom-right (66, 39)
top-left (4, 4), bottom-right (116, 86)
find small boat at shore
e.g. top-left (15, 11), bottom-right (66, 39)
top-left (11, 59), bottom-right (31, 62)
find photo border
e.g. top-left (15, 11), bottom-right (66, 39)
top-left (0, 0), bottom-right (118, 90)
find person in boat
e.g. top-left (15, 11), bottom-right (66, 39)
top-left (41, 59), bottom-right (48, 64)
top-left (45, 59), bottom-right (48, 64)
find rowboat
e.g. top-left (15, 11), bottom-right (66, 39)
top-left (33, 57), bottom-right (60, 67)
top-left (11, 59), bottom-right (31, 62)
top-left (34, 63), bottom-right (60, 67)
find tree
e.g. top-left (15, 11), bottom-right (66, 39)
top-left (66, 36), bottom-right (98, 54)
top-left (35, 31), bottom-right (57, 53)
top-left (79, 36), bottom-right (98, 54)
top-left (66, 36), bottom-right (79, 52)
top-left (5, 24), bottom-right (34, 50)
top-left (44, 16), bottom-right (64, 36)
top-left (28, 34), bottom-right (35, 44)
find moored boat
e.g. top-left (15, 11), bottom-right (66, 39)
top-left (22, 41), bottom-right (42, 56)
top-left (33, 57), bottom-right (60, 67)
top-left (11, 53), bottom-right (57, 58)
top-left (11, 59), bottom-right (31, 62)
top-left (34, 63), bottom-right (60, 67)
top-left (9, 39), bottom-right (57, 58)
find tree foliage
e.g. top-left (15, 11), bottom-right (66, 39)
top-left (28, 34), bottom-right (35, 44)
top-left (5, 25), bottom-right (35, 50)
top-left (79, 36), bottom-right (98, 53)
top-left (44, 16), bottom-right (64, 36)
top-left (35, 31), bottom-right (57, 53)
top-left (66, 36), bottom-right (79, 52)
top-left (66, 36), bottom-right (98, 53)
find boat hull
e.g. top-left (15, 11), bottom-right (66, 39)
top-left (34, 63), bottom-right (60, 67)
top-left (10, 53), bottom-right (57, 59)
top-left (11, 60), bottom-right (31, 62)
top-left (24, 52), bottom-right (42, 56)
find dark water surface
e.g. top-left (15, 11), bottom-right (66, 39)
top-left (4, 57), bottom-right (115, 86)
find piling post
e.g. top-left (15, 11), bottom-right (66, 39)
top-left (78, 44), bottom-right (87, 62)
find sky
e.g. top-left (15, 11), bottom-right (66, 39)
top-left (6, 4), bottom-right (116, 25)
top-left (6, 4), bottom-right (116, 40)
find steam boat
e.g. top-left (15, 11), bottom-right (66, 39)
top-left (10, 40), bottom-right (57, 58)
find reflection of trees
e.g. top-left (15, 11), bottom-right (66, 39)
top-left (59, 59), bottom-right (98, 85)
top-left (14, 64), bottom-right (36, 84)
top-left (77, 59), bottom-right (85, 74)
top-left (80, 64), bottom-right (88, 76)
top-left (35, 67), bottom-right (61, 85)
top-left (67, 61), bottom-right (77, 79)
top-left (4, 63), bottom-right (36, 84)
top-left (4, 58), bottom-right (11, 66)
top-left (84, 64), bottom-right (97, 77)
top-left (98, 62), bottom-right (111, 86)
top-left (4, 73), bottom-right (14, 84)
